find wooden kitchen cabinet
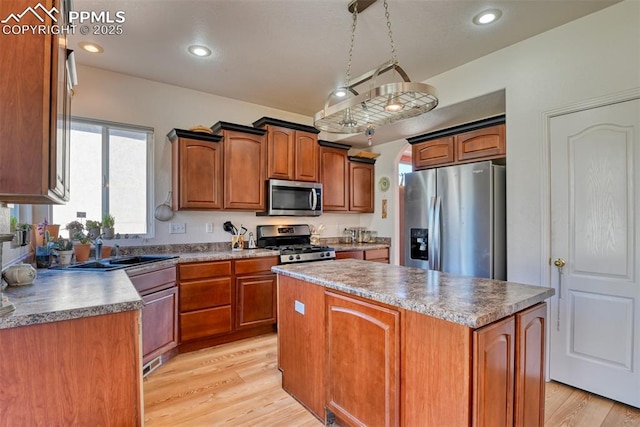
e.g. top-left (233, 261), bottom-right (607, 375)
top-left (178, 261), bottom-right (233, 344)
top-left (412, 136), bottom-right (455, 169)
top-left (212, 122), bottom-right (267, 211)
top-left (349, 158), bottom-right (375, 213)
top-left (457, 124), bottom-right (506, 162)
top-left (325, 291), bottom-right (400, 427)
top-left (253, 117), bottom-right (320, 182)
top-left (408, 119), bottom-right (506, 171)
top-left (473, 315), bottom-right (516, 427)
top-left (515, 303), bottom-right (547, 427)
top-left (278, 275), bottom-right (326, 420)
top-left (365, 247), bottom-right (390, 263)
top-left (319, 143), bottom-right (350, 211)
top-left (168, 129), bottom-right (223, 210)
top-left (178, 257), bottom-right (278, 353)
top-left (319, 141), bottom-right (376, 213)
top-left (234, 257), bottom-right (278, 330)
top-left (336, 250), bottom-right (365, 260)
top-left (0, 0), bottom-right (73, 203)
top-left (128, 265), bottom-right (179, 366)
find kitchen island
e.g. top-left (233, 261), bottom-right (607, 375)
top-left (273, 259), bottom-right (554, 427)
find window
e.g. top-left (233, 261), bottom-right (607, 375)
top-left (399, 162), bottom-right (412, 186)
top-left (53, 118), bottom-right (154, 237)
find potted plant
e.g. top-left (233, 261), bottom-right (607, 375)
top-left (51, 237), bottom-right (74, 266)
top-left (85, 220), bottom-right (101, 239)
top-left (72, 231), bottom-right (92, 263)
top-left (13, 222), bottom-right (31, 247)
top-left (65, 220), bottom-right (84, 241)
top-left (32, 218), bottom-right (59, 247)
top-left (102, 214), bottom-right (115, 240)
top-left (35, 229), bottom-right (53, 269)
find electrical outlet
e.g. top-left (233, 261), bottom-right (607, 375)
top-left (205, 223), bottom-right (213, 233)
top-left (169, 223), bottom-right (186, 234)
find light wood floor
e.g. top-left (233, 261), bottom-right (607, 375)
top-left (144, 333), bottom-right (640, 426)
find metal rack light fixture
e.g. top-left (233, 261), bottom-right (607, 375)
top-left (314, 0), bottom-right (438, 137)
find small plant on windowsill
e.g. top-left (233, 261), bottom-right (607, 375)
top-left (85, 220), bottom-right (101, 240)
top-left (51, 237), bottom-right (74, 266)
top-left (72, 231), bottom-right (92, 263)
top-left (65, 220), bottom-right (84, 241)
top-left (12, 222), bottom-right (31, 246)
top-left (35, 229), bottom-right (54, 269)
top-left (102, 213), bottom-right (115, 240)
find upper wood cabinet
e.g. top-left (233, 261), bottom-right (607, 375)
top-left (320, 143), bottom-right (350, 212)
top-left (349, 159), bottom-right (375, 213)
top-left (457, 124), bottom-right (505, 162)
top-left (253, 117), bottom-right (320, 182)
top-left (0, 0), bottom-right (72, 204)
top-left (168, 129), bottom-right (223, 210)
top-left (408, 120), bottom-right (506, 171)
top-left (212, 122), bottom-right (267, 211)
top-left (319, 141), bottom-right (375, 213)
top-left (412, 136), bottom-right (455, 169)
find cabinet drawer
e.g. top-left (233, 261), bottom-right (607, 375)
top-left (180, 277), bottom-right (232, 312)
top-left (179, 261), bottom-right (231, 281)
top-left (364, 248), bottom-right (389, 261)
top-left (234, 257), bottom-right (279, 275)
top-left (336, 251), bottom-right (364, 260)
top-left (180, 306), bottom-right (232, 342)
top-left (129, 266), bottom-right (176, 295)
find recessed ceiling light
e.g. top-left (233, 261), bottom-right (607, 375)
top-left (473, 9), bottom-right (502, 25)
top-left (79, 42), bottom-right (103, 53)
top-left (188, 45), bottom-right (212, 57)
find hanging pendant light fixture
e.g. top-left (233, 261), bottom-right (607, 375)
top-left (314, 0), bottom-right (438, 135)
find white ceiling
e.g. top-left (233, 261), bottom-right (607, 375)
top-left (69, 0), bottom-right (620, 146)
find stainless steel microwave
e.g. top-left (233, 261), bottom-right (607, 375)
top-left (259, 179), bottom-right (322, 216)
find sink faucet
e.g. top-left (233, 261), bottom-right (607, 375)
top-left (95, 236), bottom-right (103, 260)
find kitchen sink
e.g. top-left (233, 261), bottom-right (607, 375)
top-left (57, 255), bottom-right (178, 271)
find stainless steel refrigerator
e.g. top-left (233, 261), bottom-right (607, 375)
top-left (403, 161), bottom-right (506, 280)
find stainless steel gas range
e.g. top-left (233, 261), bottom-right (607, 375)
top-left (256, 224), bottom-right (336, 264)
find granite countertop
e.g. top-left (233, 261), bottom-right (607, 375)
top-left (0, 269), bottom-right (143, 330)
top-left (0, 243), bottom-right (390, 330)
top-left (272, 259), bottom-right (555, 328)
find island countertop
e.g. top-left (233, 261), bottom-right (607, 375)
top-left (272, 259), bottom-right (554, 328)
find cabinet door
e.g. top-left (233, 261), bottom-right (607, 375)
top-left (412, 136), bottom-right (455, 170)
top-left (141, 286), bottom-right (178, 364)
top-left (365, 248), bottom-right (389, 263)
top-left (278, 276), bottom-right (326, 420)
top-left (236, 274), bottom-right (277, 330)
top-left (320, 146), bottom-right (349, 211)
top-left (336, 250), bottom-right (364, 260)
top-left (0, 0), bottom-right (69, 204)
top-left (349, 162), bottom-right (374, 213)
top-left (473, 315), bottom-right (516, 427)
top-left (266, 125), bottom-right (294, 180)
top-left (174, 137), bottom-right (223, 209)
top-left (294, 131), bottom-right (319, 182)
top-left (223, 130), bottom-right (266, 210)
top-left (456, 124), bottom-right (506, 162)
top-left (326, 291), bottom-right (400, 427)
top-left (515, 303), bottom-right (547, 427)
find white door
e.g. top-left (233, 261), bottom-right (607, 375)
top-left (549, 98), bottom-right (640, 408)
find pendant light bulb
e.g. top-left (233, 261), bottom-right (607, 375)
top-left (339, 107), bottom-right (358, 127)
top-left (384, 94), bottom-right (404, 112)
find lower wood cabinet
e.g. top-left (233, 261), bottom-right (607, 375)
top-left (128, 265), bottom-right (178, 365)
top-left (178, 257), bottom-right (278, 352)
top-left (277, 276), bottom-right (547, 427)
top-left (336, 248), bottom-right (389, 263)
top-left (278, 275), bottom-right (326, 419)
top-left (325, 291), bottom-right (400, 427)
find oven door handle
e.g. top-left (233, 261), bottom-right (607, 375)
top-left (309, 189), bottom-right (318, 211)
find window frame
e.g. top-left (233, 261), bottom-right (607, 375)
top-left (57, 117), bottom-right (155, 238)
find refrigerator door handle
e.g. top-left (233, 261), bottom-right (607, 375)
top-left (432, 196), bottom-right (442, 271)
top-left (427, 196), bottom-right (437, 270)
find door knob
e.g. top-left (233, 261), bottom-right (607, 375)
top-left (553, 258), bottom-right (566, 268)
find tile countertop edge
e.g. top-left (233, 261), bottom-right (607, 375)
top-left (272, 261), bottom-right (555, 329)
